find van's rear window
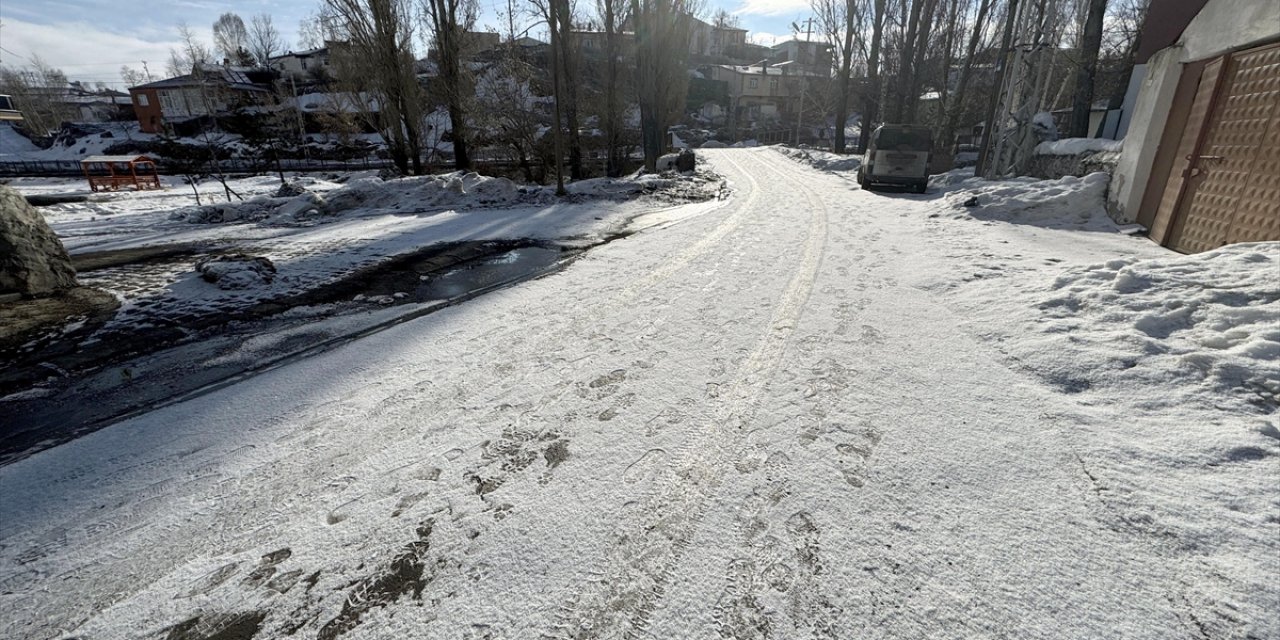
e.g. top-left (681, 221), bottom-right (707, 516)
top-left (879, 129), bottom-right (932, 150)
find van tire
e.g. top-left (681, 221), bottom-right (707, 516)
top-left (913, 182), bottom-right (927, 194)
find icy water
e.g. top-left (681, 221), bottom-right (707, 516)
top-left (411, 246), bottom-right (567, 301)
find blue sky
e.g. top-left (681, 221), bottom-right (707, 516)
top-left (0, 0), bottom-right (814, 87)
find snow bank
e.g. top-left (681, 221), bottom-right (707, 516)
top-left (1027, 243), bottom-right (1280, 410)
top-left (0, 123), bottom-right (40, 157)
top-left (777, 147), bottom-right (860, 172)
top-left (1035, 137), bottom-right (1122, 156)
top-left (942, 172), bottom-right (1113, 228)
top-left (170, 169), bottom-right (723, 225)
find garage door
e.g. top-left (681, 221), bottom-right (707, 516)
top-left (1158, 42), bottom-right (1280, 253)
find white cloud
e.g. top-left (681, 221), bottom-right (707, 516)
top-left (748, 31), bottom-right (789, 46)
top-left (734, 0), bottom-right (812, 17)
top-left (0, 18), bottom-right (214, 86)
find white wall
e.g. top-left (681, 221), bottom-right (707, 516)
top-left (1107, 0), bottom-right (1280, 224)
top-left (1179, 1), bottom-right (1280, 61)
top-left (1108, 49), bottom-right (1183, 223)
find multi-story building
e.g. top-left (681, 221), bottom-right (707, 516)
top-left (768, 40), bottom-right (833, 75)
top-left (128, 64), bottom-right (270, 134)
top-left (709, 61), bottom-right (823, 125)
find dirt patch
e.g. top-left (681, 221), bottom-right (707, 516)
top-left (317, 521), bottom-right (435, 639)
top-left (163, 611), bottom-right (267, 640)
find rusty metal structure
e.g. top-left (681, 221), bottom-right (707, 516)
top-left (79, 155), bottom-right (163, 192)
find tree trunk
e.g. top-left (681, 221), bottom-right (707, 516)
top-left (857, 0), bottom-right (887, 153)
top-left (938, 0), bottom-right (991, 155)
top-left (890, 0), bottom-right (927, 122)
top-left (833, 0), bottom-right (856, 154)
top-left (604, 3), bottom-right (622, 176)
top-left (556, 0), bottom-right (584, 179)
top-left (549, 0), bottom-right (568, 193)
top-left (1069, 0), bottom-right (1107, 138)
top-left (903, 0), bottom-right (940, 122)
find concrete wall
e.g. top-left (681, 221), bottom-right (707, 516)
top-left (1028, 150), bottom-right (1119, 180)
top-left (1179, 1), bottom-right (1280, 60)
top-left (1108, 47), bottom-right (1184, 223)
top-left (1106, 0), bottom-right (1280, 224)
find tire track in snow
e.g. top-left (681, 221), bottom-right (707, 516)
top-left (451, 150), bottom-right (763, 371)
top-left (547, 150), bottom-right (829, 640)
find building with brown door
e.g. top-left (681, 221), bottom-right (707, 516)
top-left (1109, 0), bottom-right (1280, 253)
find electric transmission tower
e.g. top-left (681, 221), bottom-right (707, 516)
top-left (979, 0), bottom-right (1067, 178)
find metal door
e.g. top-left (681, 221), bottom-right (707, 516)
top-left (1165, 43), bottom-right (1280, 253)
top-left (1149, 58), bottom-right (1225, 244)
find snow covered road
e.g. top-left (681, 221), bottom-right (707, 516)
top-left (2, 149), bottom-right (1276, 639)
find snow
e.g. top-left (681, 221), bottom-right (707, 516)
top-left (1, 149), bottom-right (1276, 639)
top-left (1035, 137), bottom-right (1123, 156)
top-left (939, 172), bottom-right (1114, 228)
top-left (1030, 244), bottom-right (1280, 410)
top-left (0, 123), bottom-right (41, 157)
top-left (778, 146), bottom-right (861, 172)
top-left (0, 122), bottom-right (159, 161)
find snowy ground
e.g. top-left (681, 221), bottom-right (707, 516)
top-left (1, 169), bottom-right (723, 357)
top-left (1, 148), bottom-right (1276, 639)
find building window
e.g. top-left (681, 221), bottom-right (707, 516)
top-left (748, 78), bottom-right (759, 89)
top-left (769, 78), bottom-right (778, 91)
top-left (135, 93), bottom-right (149, 107)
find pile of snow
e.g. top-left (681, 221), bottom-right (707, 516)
top-left (941, 172), bottom-right (1113, 228)
top-left (324, 172), bottom-right (538, 212)
top-left (1026, 244), bottom-right (1280, 410)
top-left (1035, 137), bottom-right (1122, 156)
top-left (1031, 111), bottom-right (1059, 142)
top-left (777, 147), bottom-right (860, 173)
top-left (195, 254), bottom-right (277, 290)
top-left (170, 169), bottom-right (723, 225)
top-left (171, 189), bottom-right (333, 225)
top-left (928, 167), bottom-right (977, 188)
top-left (0, 123), bottom-right (41, 157)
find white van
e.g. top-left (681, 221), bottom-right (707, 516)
top-left (857, 124), bottom-right (933, 193)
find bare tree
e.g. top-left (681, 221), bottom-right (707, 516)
top-left (1068, 0), bottom-right (1106, 137)
top-left (0, 59), bottom-right (75, 136)
top-left (421, 0), bottom-right (478, 170)
top-left (631, 0), bottom-right (691, 171)
top-left (856, 0), bottom-right (887, 152)
top-left (938, 0), bottom-right (994, 155)
top-left (711, 7), bottom-right (740, 29)
top-left (556, 0), bottom-right (585, 178)
top-left (213, 13), bottom-right (253, 65)
top-left (327, 0), bottom-right (427, 174)
top-left (475, 55), bottom-right (544, 181)
top-left (298, 11), bottom-right (333, 49)
top-left (249, 14), bottom-right (285, 67)
top-left (887, 0), bottom-right (941, 122)
top-left (120, 65), bottom-right (148, 88)
top-left (597, 0), bottom-right (633, 175)
top-left (813, 0), bottom-right (867, 153)
top-left (167, 24), bottom-right (212, 77)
